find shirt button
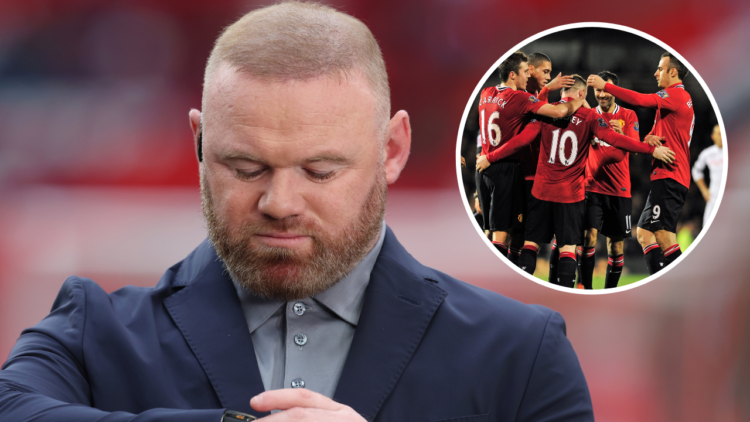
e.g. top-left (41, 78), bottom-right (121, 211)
top-left (291, 378), bottom-right (305, 388)
top-left (293, 302), bottom-right (306, 316)
top-left (294, 333), bottom-right (307, 346)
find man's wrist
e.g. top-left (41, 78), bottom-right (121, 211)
top-left (221, 410), bottom-right (258, 421)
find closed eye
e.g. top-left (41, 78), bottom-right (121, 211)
top-left (305, 169), bottom-right (336, 182)
top-left (235, 168), bottom-right (266, 180)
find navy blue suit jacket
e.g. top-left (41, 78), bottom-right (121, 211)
top-left (0, 228), bottom-right (593, 421)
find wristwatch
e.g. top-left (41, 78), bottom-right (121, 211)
top-left (221, 410), bottom-right (258, 421)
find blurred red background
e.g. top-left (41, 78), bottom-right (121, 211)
top-left (0, 1), bottom-right (748, 421)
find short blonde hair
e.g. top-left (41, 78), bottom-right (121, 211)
top-left (203, 1), bottom-right (390, 139)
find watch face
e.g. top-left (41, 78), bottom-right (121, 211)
top-left (223, 410), bottom-right (258, 421)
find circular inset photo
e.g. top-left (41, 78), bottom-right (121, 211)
top-left (457, 23), bottom-right (726, 293)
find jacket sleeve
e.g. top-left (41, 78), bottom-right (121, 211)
top-left (0, 278), bottom-right (225, 422)
top-left (515, 311), bottom-right (594, 422)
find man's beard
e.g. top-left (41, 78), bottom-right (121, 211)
top-left (201, 168), bottom-right (387, 301)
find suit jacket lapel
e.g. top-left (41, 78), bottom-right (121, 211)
top-left (164, 244), bottom-right (267, 416)
top-left (333, 228), bottom-right (447, 421)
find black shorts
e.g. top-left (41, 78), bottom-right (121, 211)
top-left (638, 178), bottom-right (688, 233)
top-left (525, 197), bottom-right (585, 246)
top-left (584, 192), bottom-right (633, 239)
top-left (519, 179), bottom-right (536, 236)
top-left (477, 161), bottom-right (524, 233)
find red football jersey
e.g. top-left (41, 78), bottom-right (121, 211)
top-left (605, 82), bottom-right (694, 188)
top-left (519, 88), bottom-right (549, 180)
top-left (585, 104), bottom-right (640, 197)
top-left (488, 100), bottom-right (654, 203)
top-left (478, 85), bottom-right (545, 161)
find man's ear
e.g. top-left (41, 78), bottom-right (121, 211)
top-left (383, 110), bottom-right (412, 185)
top-left (189, 109), bottom-right (202, 162)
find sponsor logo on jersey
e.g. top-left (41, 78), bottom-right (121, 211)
top-left (529, 95), bottom-right (539, 103)
top-left (592, 137), bottom-right (612, 147)
top-left (657, 90), bottom-right (669, 98)
top-left (597, 117), bottom-right (608, 128)
top-left (634, 122), bottom-right (640, 132)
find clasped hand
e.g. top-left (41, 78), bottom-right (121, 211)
top-left (250, 389), bottom-right (366, 421)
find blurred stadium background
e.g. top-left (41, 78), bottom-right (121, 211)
top-left (460, 27), bottom-right (720, 285)
top-left (0, 1), bottom-right (748, 421)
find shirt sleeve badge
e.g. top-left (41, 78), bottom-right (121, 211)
top-left (657, 90), bottom-right (669, 98)
top-left (634, 122), bottom-right (640, 132)
top-left (529, 95), bottom-right (539, 103)
top-left (597, 117), bottom-right (608, 128)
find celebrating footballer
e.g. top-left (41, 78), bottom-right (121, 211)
top-left (468, 35), bottom-right (712, 289)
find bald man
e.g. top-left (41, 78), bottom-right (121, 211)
top-left (0, 2), bottom-right (593, 421)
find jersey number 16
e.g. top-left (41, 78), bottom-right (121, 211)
top-left (480, 109), bottom-right (501, 147)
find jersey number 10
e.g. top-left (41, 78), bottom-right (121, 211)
top-left (547, 129), bottom-right (579, 167)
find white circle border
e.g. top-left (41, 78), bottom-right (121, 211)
top-left (454, 22), bottom-right (729, 295)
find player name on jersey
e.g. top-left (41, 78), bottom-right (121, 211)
top-left (478, 85), bottom-right (545, 159)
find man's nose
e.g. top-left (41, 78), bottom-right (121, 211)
top-left (258, 169), bottom-right (306, 220)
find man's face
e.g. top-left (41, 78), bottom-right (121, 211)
top-left (199, 67), bottom-right (386, 300)
top-left (654, 57), bottom-right (673, 89)
top-left (712, 125), bottom-right (723, 148)
top-left (594, 78), bottom-right (615, 110)
top-left (514, 61), bottom-right (530, 91)
top-left (528, 61), bottom-right (551, 92)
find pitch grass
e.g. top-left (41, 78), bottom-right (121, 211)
top-left (534, 261), bottom-right (646, 289)
top-left (584, 273), bottom-right (644, 290)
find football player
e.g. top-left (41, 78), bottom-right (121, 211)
top-left (485, 75), bottom-right (674, 287)
top-left (588, 52), bottom-right (694, 274)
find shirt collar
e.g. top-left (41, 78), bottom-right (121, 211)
top-left (234, 283), bottom-right (285, 334)
top-left (233, 222), bottom-right (386, 332)
top-left (596, 104), bottom-right (619, 114)
top-left (313, 223), bottom-right (386, 326)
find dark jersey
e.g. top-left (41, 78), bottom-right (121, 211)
top-left (585, 104), bottom-right (640, 198)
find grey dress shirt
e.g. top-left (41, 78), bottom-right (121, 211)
top-left (233, 223), bottom-right (386, 398)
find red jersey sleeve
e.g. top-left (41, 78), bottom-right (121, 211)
top-left (604, 83), bottom-right (658, 108)
top-left (592, 117), bottom-right (655, 155)
top-left (517, 91), bottom-right (546, 114)
top-left (605, 83), bottom-right (684, 111)
top-left (652, 88), bottom-right (683, 111)
top-left (537, 87), bottom-right (550, 102)
top-left (624, 109), bottom-right (640, 141)
top-left (487, 120), bottom-right (542, 162)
